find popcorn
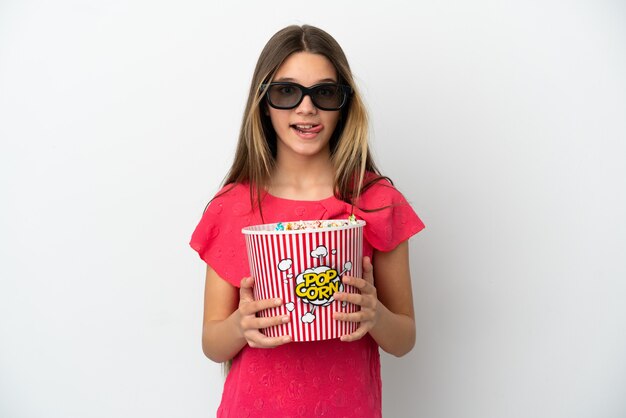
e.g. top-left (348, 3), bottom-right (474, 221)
top-left (276, 219), bottom-right (354, 231)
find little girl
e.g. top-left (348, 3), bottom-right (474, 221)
top-left (190, 24), bottom-right (425, 417)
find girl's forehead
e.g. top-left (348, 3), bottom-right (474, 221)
top-left (274, 52), bottom-right (337, 84)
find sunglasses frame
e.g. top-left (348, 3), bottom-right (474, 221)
top-left (260, 82), bottom-right (352, 111)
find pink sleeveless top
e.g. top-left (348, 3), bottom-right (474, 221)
top-left (190, 178), bottom-right (424, 417)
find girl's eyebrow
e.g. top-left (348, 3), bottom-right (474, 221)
top-left (274, 77), bottom-right (338, 83)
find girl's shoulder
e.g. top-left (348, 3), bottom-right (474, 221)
top-left (204, 182), bottom-right (254, 213)
top-left (355, 172), bottom-right (425, 251)
top-left (211, 182), bottom-right (250, 201)
top-left (359, 172), bottom-right (403, 207)
top-left (191, 182), bottom-right (256, 286)
top-left (197, 183), bottom-right (259, 238)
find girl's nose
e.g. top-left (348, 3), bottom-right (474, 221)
top-left (295, 94), bottom-right (318, 114)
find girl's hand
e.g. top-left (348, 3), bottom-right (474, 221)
top-left (236, 276), bottom-right (292, 348)
top-left (333, 256), bottom-right (381, 342)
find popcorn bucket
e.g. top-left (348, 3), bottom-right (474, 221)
top-left (242, 220), bottom-right (365, 342)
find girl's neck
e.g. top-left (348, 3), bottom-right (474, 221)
top-left (269, 150), bottom-right (335, 201)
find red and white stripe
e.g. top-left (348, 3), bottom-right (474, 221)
top-left (243, 221), bottom-right (364, 342)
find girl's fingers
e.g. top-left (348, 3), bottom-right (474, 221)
top-left (237, 276), bottom-right (294, 348)
top-left (334, 291), bottom-right (365, 307)
top-left (334, 309), bottom-right (373, 323)
top-left (331, 258), bottom-right (379, 344)
top-left (362, 256), bottom-right (374, 285)
top-left (242, 314), bottom-right (290, 331)
top-left (239, 279), bottom-right (284, 315)
top-left (341, 276), bottom-right (375, 294)
top-left (245, 331), bottom-right (292, 348)
top-left (334, 290), bottom-right (376, 309)
top-left (339, 326), bottom-right (369, 342)
top-left (241, 297), bottom-right (283, 315)
top-left (240, 277), bottom-right (284, 314)
top-left (239, 277), bottom-right (255, 302)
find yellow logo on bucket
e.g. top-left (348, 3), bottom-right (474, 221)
top-left (294, 266), bottom-right (343, 307)
top-left (295, 268), bottom-right (340, 302)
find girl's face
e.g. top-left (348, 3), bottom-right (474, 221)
top-left (267, 52), bottom-right (341, 162)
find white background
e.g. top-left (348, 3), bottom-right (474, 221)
top-left (1, 1), bottom-right (625, 417)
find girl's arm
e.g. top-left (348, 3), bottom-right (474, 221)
top-left (333, 240), bottom-right (416, 357)
top-left (202, 266), bottom-right (292, 363)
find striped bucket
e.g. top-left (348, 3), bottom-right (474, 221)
top-left (242, 220), bottom-right (365, 342)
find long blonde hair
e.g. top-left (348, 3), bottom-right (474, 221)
top-left (222, 24), bottom-right (386, 213)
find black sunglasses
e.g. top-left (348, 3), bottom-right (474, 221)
top-left (260, 82), bottom-right (352, 111)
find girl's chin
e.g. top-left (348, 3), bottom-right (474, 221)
top-left (277, 139), bottom-right (331, 159)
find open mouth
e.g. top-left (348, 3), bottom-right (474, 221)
top-left (290, 124), bottom-right (322, 134)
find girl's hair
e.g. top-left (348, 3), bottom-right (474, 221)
top-left (222, 24), bottom-right (387, 212)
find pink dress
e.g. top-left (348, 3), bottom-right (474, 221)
top-left (190, 178), bottom-right (425, 417)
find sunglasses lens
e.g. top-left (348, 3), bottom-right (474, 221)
top-left (267, 84), bottom-right (302, 108)
top-left (312, 85), bottom-right (343, 110)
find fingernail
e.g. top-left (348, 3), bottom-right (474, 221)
top-left (275, 298), bottom-right (282, 306)
top-left (283, 336), bottom-right (291, 343)
top-left (282, 315), bottom-right (290, 323)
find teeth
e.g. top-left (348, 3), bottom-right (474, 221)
top-left (294, 124), bottom-right (314, 129)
